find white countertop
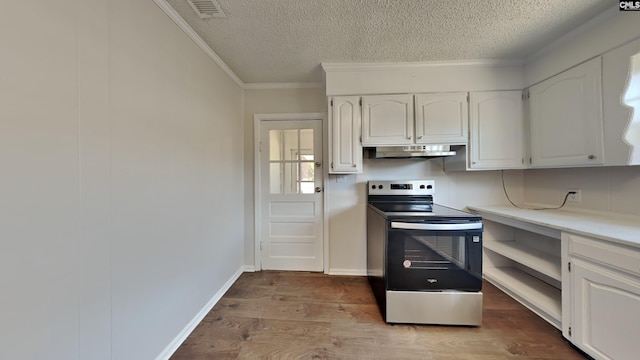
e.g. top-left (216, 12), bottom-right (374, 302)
top-left (467, 205), bottom-right (640, 247)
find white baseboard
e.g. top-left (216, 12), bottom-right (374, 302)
top-left (243, 265), bottom-right (257, 272)
top-left (155, 266), bottom-right (244, 360)
top-left (327, 268), bottom-right (367, 276)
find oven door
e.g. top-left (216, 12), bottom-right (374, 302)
top-left (386, 220), bottom-right (482, 292)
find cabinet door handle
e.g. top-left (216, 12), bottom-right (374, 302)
top-left (588, 154), bottom-right (596, 160)
top-left (417, 135), bottom-right (423, 140)
top-left (407, 136), bottom-right (412, 139)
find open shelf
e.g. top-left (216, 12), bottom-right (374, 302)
top-left (476, 210), bottom-right (563, 330)
top-left (484, 241), bottom-right (561, 281)
top-left (484, 267), bottom-right (561, 329)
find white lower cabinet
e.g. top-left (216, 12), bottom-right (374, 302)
top-left (569, 260), bottom-right (640, 360)
top-left (564, 233), bottom-right (640, 360)
top-left (471, 207), bottom-right (640, 359)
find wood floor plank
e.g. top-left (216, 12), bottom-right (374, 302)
top-left (171, 271), bottom-right (587, 360)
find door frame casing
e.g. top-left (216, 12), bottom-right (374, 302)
top-left (253, 113), bottom-right (328, 273)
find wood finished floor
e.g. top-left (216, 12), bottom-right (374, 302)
top-left (171, 271), bottom-right (587, 360)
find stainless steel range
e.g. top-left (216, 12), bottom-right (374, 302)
top-left (366, 180), bottom-right (483, 326)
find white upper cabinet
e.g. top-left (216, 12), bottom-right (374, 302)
top-left (414, 93), bottom-right (468, 144)
top-left (362, 94), bottom-right (414, 146)
top-left (602, 37), bottom-right (640, 166)
top-left (468, 91), bottom-right (525, 169)
top-left (329, 96), bottom-right (362, 173)
top-left (529, 57), bottom-right (604, 167)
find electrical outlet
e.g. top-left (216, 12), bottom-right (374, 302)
top-left (568, 189), bottom-right (581, 202)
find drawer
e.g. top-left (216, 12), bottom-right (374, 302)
top-left (567, 233), bottom-right (640, 277)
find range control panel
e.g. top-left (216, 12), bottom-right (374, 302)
top-left (368, 180), bottom-right (434, 196)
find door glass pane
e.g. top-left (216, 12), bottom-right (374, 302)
top-left (301, 157), bottom-right (313, 194)
top-left (284, 129), bottom-right (298, 161)
top-left (300, 160), bottom-right (314, 181)
top-left (300, 182), bottom-right (314, 194)
top-left (269, 163), bottom-right (282, 194)
top-left (269, 130), bottom-right (282, 161)
top-left (283, 162), bottom-right (296, 194)
top-left (268, 127), bottom-right (317, 195)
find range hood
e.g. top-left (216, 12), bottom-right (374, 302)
top-left (366, 145), bottom-right (458, 159)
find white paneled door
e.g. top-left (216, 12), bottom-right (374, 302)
top-left (258, 117), bottom-right (324, 271)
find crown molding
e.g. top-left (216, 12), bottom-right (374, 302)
top-left (321, 59), bottom-right (524, 73)
top-left (153, 0), bottom-right (244, 88)
top-left (243, 82), bottom-right (323, 90)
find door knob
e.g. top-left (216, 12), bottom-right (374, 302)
top-left (315, 162), bottom-right (321, 167)
top-left (315, 187), bottom-right (323, 193)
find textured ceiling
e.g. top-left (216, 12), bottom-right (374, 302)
top-left (166, 0), bottom-right (611, 84)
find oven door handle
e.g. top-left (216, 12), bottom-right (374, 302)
top-left (390, 222), bottom-right (483, 231)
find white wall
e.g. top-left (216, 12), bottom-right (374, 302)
top-left (1, 1), bottom-right (80, 358)
top-left (0, 1), bottom-right (244, 359)
top-left (324, 62), bottom-right (524, 95)
top-left (523, 167), bottom-right (640, 216)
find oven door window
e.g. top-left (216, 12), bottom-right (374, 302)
top-left (387, 230), bottom-right (482, 292)
top-left (404, 235), bottom-right (465, 270)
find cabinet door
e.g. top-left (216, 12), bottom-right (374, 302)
top-left (414, 93), bottom-right (468, 144)
top-left (602, 37), bottom-right (640, 166)
top-left (329, 96), bottom-right (362, 173)
top-left (529, 57), bottom-right (604, 167)
top-left (570, 259), bottom-right (640, 360)
top-left (362, 94), bottom-right (413, 146)
top-left (469, 91), bottom-right (524, 169)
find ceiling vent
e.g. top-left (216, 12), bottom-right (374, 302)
top-left (187, 0), bottom-right (226, 19)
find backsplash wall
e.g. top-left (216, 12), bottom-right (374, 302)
top-left (523, 166), bottom-right (640, 216)
top-left (360, 158), bottom-right (523, 209)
